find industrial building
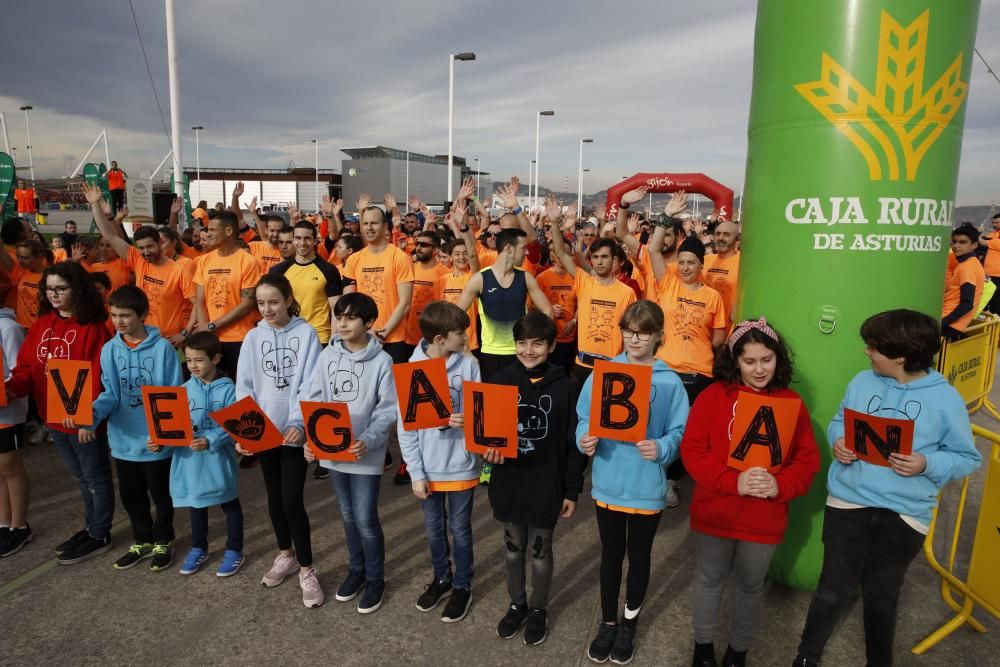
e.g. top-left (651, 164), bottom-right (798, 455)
top-left (340, 146), bottom-right (486, 209)
top-left (182, 168), bottom-right (342, 211)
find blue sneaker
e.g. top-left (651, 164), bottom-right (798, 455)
top-left (358, 580), bottom-right (385, 614)
top-left (335, 571), bottom-right (366, 602)
top-left (216, 550), bottom-right (244, 577)
top-left (179, 548), bottom-right (208, 575)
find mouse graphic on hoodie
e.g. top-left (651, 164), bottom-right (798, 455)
top-left (91, 326), bottom-right (184, 462)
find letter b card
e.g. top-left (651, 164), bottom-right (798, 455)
top-left (589, 360), bottom-right (651, 443)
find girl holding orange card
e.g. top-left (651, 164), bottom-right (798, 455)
top-left (576, 301), bottom-right (689, 665)
top-left (681, 317), bottom-right (819, 667)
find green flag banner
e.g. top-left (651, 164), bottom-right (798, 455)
top-left (83, 163), bottom-right (112, 233)
top-left (740, 1), bottom-right (981, 590)
top-left (0, 152), bottom-right (15, 220)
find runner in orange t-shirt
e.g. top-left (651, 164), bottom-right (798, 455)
top-left (89, 238), bottom-right (133, 292)
top-left (13, 240), bottom-right (46, 328)
top-left (242, 196), bottom-right (285, 273)
top-left (943, 224), bottom-right (986, 338)
top-left (702, 221), bottom-right (740, 325)
top-left (534, 260), bottom-right (577, 375)
top-left (618, 212), bottom-right (681, 301)
top-left (404, 231), bottom-right (449, 346)
top-left (106, 161), bottom-right (127, 214)
top-left (13, 180), bottom-right (37, 215)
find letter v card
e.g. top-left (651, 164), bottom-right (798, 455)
top-left (589, 360), bottom-right (651, 443)
top-left (46, 359), bottom-right (93, 426)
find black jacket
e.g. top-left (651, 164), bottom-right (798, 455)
top-left (487, 361), bottom-right (586, 529)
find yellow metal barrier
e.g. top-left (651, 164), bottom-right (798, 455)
top-left (937, 314), bottom-right (1000, 421)
top-left (912, 423), bottom-right (1000, 654)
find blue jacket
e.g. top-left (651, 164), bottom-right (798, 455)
top-left (93, 326), bottom-right (183, 462)
top-left (396, 341), bottom-right (481, 483)
top-left (576, 354), bottom-right (689, 511)
top-left (170, 375), bottom-right (238, 508)
top-left (827, 369), bottom-right (981, 525)
top-left (0, 308), bottom-right (28, 427)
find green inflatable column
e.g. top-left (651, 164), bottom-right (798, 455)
top-left (739, 0), bottom-right (981, 590)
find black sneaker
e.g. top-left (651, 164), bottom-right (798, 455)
top-left (112, 543), bottom-right (154, 570)
top-left (58, 534), bottom-right (112, 565)
top-left (335, 571), bottom-right (366, 602)
top-left (0, 524), bottom-right (32, 557)
top-left (383, 450), bottom-right (393, 472)
top-left (393, 462), bottom-right (410, 485)
top-left (610, 618), bottom-right (637, 665)
top-left (440, 587), bottom-right (472, 623)
top-left (415, 577), bottom-right (452, 612)
top-left (313, 463), bottom-right (329, 480)
top-left (149, 543), bottom-right (173, 571)
top-left (523, 607), bottom-right (547, 645)
top-left (721, 646), bottom-right (746, 667)
top-left (588, 622), bottom-right (618, 663)
top-left (55, 528), bottom-right (90, 554)
top-left (357, 580), bottom-right (385, 614)
top-left (497, 603), bottom-right (528, 639)
top-left (693, 642), bottom-right (717, 667)
top-left (791, 658), bottom-right (818, 667)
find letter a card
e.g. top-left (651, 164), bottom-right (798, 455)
top-left (209, 396), bottom-right (284, 453)
top-left (727, 392), bottom-right (801, 472)
top-left (300, 401), bottom-right (355, 462)
top-left (392, 358), bottom-right (452, 431)
top-left (844, 408), bottom-right (913, 467)
top-left (589, 360), bottom-right (651, 443)
top-left (463, 382), bottom-right (518, 459)
top-left (142, 386), bottom-right (193, 446)
top-left (47, 359), bottom-right (93, 426)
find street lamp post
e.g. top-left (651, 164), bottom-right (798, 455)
top-left (533, 110), bottom-right (554, 209)
top-left (405, 150), bottom-right (410, 213)
top-left (447, 52), bottom-right (476, 204)
top-left (19, 106), bottom-right (34, 185)
top-left (528, 160), bottom-right (535, 210)
top-left (577, 138), bottom-right (593, 214)
top-left (312, 139), bottom-right (319, 212)
top-left (474, 158), bottom-right (480, 200)
top-left (191, 126), bottom-right (203, 203)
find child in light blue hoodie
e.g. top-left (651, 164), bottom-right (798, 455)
top-left (80, 286), bottom-right (183, 572)
top-left (148, 332), bottom-right (243, 577)
top-left (397, 302), bottom-right (481, 623)
top-left (236, 275), bottom-right (323, 607)
top-left (304, 293), bottom-right (397, 615)
top-left (795, 310), bottom-right (981, 667)
top-left (576, 301), bottom-right (689, 665)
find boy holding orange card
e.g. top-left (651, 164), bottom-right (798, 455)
top-left (147, 332), bottom-right (243, 577)
top-left (78, 285), bottom-right (183, 573)
top-left (396, 302), bottom-right (482, 623)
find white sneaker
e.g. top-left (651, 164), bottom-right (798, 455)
top-left (261, 553), bottom-right (298, 587)
top-left (300, 567), bottom-right (325, 608)
top-left (665, 480), bottom-right (680, 508)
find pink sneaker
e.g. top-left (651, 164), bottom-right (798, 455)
top-left (261, 553), bottom-right (298, 587)
top-left (300, 567), bottom-right (325, 608)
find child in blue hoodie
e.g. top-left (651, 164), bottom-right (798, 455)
top-left (794, 309), bottom-right (981, 667)
top-left (397, 302), bottom-right (481, 623)
top-left (577, 300), bottom-right (689, 665)
top-left (80, 286), bottom-right (183, 572)
top-left (303, 292), bottom-right (397, 615)
top-left (236, 274), bottom-right (323, 607)
top-left (148, 332), bottom-right (243, 577)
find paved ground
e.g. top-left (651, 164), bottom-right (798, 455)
top-left (2, 384), bottom-right (998, 666)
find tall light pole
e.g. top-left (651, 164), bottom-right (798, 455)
top-left (405, 150), bottom-right (410, 213)
top-left (165, 0), bottom-right (186, 228)
top-left (474, 158), bottom-right (480, 200)
top-left (577, 138), bottom-right (593, 214)
top-left (447, 52), bottom-right (476, 204)
top-left (533, 110), bottom-right (555, 209)
top-left (528, 160), bottom-right (535, 210)
top-left (312, 139), bottom-right (319, 212)
top-left (191, 126), bottom-right (203, 203)
top-left (19, 106), bottom-right (34, 185)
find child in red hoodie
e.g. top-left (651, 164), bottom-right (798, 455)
top-left (681, 317), bottom-right (819, 667)
top-left (7, 262), bottom-right (113, 565)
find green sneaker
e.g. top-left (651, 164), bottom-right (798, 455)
top-left (150, 543), bottom-right (174, 572)
top-left (479, 462), bottom-right (492, 486)
top-left (113, 543), bottom-right (154, 570)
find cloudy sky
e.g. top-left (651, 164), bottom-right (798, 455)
top-left (4, 1), bottom-right (999, 205)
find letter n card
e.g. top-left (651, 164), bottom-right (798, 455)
top-left (463, 381), bottom-right (518, 459)
top-left (589, 360), bottom-right (651, 443)
top-left (301, 401), bottom-right (355, 462)
top-left (47, 359), bottom-right (93, 426)
top-left (727, 392), bottom-right (801, 472)
top-left (209, 396), bottom-right (284, 453)
top-left (844, 408), bottom-right (914, 467)
top-left (142, 386), bottom-right (193, 446)
top-left (392, 358), bottom-right (452, 431)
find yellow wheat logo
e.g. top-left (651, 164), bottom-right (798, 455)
top-left (795, 9), bottom-right (968, 181)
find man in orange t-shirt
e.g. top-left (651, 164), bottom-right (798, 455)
top-left (13, 180), bottom-right (37, 216)
top-left (13, 240), bottom-right (46, 328)
top-left (193, 211), bottom-right (261, 376)
top-left (943, 225), bottom-right (985, 339)
top-left (534, 259), bottom-right (578, 376)
top-left (702, 221), bottom-right (740, 325)
top-left (106, 161), bottom-right (127, 214)
top-left (244, 199), bottom-right (285, 273)
top-left (88, 238), bottom-right (133, 291)
top-left (977, 213), bottom-right (1000, 314)
top-left (404, 231), bottom-right (450, 347)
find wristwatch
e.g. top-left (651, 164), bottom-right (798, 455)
top-left (620, 202), bottom-right (630, 210)
top-left (180, 328), bottom-right (189, 337)
top-left (207, 322), bottom-right (217, 332)
top-left (511, 206), bottom-right (523, 215)
top-left (459, 225), bottom-right (470, 233)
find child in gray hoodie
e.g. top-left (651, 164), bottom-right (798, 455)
top-left (397, 302), bottom-right (482, 623)
top-left (303, 293), bottom-right (397, 615)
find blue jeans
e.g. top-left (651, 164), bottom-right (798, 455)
top-left (420, 486), bottom-right (475, 589)
top-left (50, 428), bottom-right (115, 539)
top-left (329, 471), bottom-right (384, 583)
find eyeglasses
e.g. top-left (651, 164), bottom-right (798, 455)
top-left (484, 232), bottom-right (498, 238)
top-left (620, 328), bottom-right (653, 342)
top-left (415, 241), bottom-right (436, 248)
top-left (45, 286), bottom-right (71, 295)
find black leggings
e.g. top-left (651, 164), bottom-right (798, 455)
top-left (258, 446), bottom-right (312, 567)
top-left (596, 504), bottom-right (662, 623)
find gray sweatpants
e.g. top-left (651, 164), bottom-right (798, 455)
top-left (504, 523), bottom-right (554, 609)
top-left (692, 531), bottom-right (777, 651)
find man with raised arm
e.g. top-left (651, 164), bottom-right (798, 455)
top-left (546, 195), bottom-right (636, 386)
top-left (83, 183), bottom-right (196, 347)
top-left (242, 195), bottom-right (284, 273)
